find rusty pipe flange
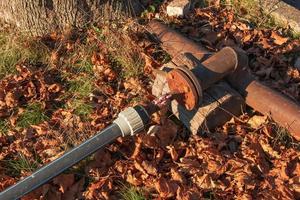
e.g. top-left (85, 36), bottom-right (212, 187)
top-left (176, 65), bottom-right (203, 104)
top-left (166, 69), bottom-right (200, 110)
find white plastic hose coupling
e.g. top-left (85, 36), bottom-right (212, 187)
top-left (113, 106), bottom-right (149, 137)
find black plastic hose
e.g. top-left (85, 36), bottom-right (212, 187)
top-left (0, 124), bottom-right (122, 200)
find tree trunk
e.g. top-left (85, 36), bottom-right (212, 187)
top-left (0, 0), bottom-right (144, 36)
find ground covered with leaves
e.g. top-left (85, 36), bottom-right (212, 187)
top-left (0, 2), bottom-right (300, 200)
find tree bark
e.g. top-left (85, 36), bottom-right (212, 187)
top-left (0, 0), bottom-right (144, 35)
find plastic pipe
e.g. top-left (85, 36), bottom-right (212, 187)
top-left (0, 105), bottom-right (149, 200)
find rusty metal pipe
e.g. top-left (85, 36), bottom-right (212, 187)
top-left (148, 20), bottom-right (210, 64)
top-left (166, 47), bottom-right (243, 110)
top-left (227, 68), bottom-right (300, 140)
top-left (149, 20), bottom-right (246, 91)
top-left (191, 47), bottom-right (239, 90)
top-left (148, 20), bottom-right (300, 140)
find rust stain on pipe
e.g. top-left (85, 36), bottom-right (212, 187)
top-left (148, 20), bottom-right (210, 64)
top-left (247, 82), bottom-right (300, 139)
top-left (167, 69), bottom-right (199, 110)
top-left (192, 47), bottom-right (239, 90)
top-left (227, 69), bottom-right (300, 141)
top-left (166, 47), bottom-right (241, 109)
top-left (148, 20), bottom-right (300, 140)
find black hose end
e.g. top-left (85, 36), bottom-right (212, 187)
top-left (133, 105), bottom-right (150, 126)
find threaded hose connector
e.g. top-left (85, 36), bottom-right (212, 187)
top-left (113, 106), bottom-right (149, 137)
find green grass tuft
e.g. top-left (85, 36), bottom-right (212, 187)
top-left (110, 51), bottom-right (144, 79)
top-left (73, 59), bottom-right (94, 74)
top-left (70, 99), bottom-right (93, 120)
top-left (290, 31), bottom-right (300, 40)
top-left (120, 185), bottom-right (146, 200)
top-left (65, 76), bottom-right (94, 119)
top-left (67, 42), bottom-right (99, 75)
top-left (0, 119), bottom-right (9, 136)
top-left (222, 0), bottom-right (272, 28)
top-left (94, 23), bottom-right (145, 79)
top-left (92, 26), bottom-right (105, 40)
top-left (16, 103), bottom-right (48, 128)
top-left (5, 153), bottom-right (39, 176)
top-left (68, 76), bottom-right (93, 98)
top-left (220, 0), bottom-right (300, 34)
top-left (273, 125), bottom-right (300, 150)
top-left (0, 32), bottom-right (49, 79)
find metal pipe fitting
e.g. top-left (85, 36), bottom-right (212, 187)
top-left (148, 20), bottom-right (300, 140)
top-left (191, 46), bottom-right (239, 90)
top-left (165, 47), bottom-right (244, 110)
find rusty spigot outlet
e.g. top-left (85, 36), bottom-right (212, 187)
top-left (148, 19), bottom-right (300, 140)
top-left (165, 47), bottom-right (242, 110)
top-left (114, 94), bottom-right (174, 135)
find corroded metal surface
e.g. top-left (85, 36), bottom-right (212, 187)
top-left (148, 19), bottom-right (210, 65)
top-left (167, 69), bottom-right (199, 110)
top-left (177, 65), bottom-right (203, 104)
top-left (149, 20), bottom-right (300, 140)
top-left (195, 47), bottom-right (239, 90)
top-left (227, 69), bottom-right (300, 140)
top-left (152, 66), bottom-right (244, 134)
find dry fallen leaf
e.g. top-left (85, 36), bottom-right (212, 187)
top-left (48, 84), bottom-right (61, 93)
top-left (171, 168), bottom-right (186, 184)
top-left (247, 115), bottom-right (267, 129)
top-left (167, 145), bottom-right (179, 161)
top-left (271, 31), bottom-right (288, 45)
top-left (61, 178), bottom-right (84, 200)
top-left (193, 174), bottom-right (215, 190)
top-left (156, 119), bottom-right (178, 146)
top-left (126, 171), bottom-right (143, 186)
top-left (155, 177), bottom-right (179, 198)
top-left (141, 160), bottom-right (157, 176)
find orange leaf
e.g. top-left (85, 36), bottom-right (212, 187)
top-left (155, 177), bottom-right (179, 198)
top-left (271, 31), bottom-right (288, 45)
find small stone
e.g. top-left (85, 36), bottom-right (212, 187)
top-left (295, 57), bottom-right (300, 70)
top-left (166, 0), bottom-right (192, 17)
